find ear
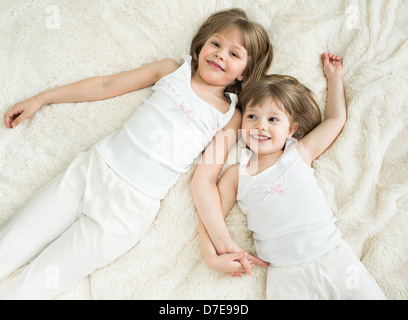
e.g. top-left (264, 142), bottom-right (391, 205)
top-left (237, 68), bottom-right (247, 82)
top-left (287, 122), bottom-right (298, 140)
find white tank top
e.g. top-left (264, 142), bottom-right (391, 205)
top-left (236, 138), bottom-right (341, 266)
top-left (96, 55), bottom-right (237, 199)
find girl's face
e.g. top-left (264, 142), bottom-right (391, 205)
top-left (195, 29), bottom-right (248, 88)
top-left (241, 99), bottom-right (298, 156)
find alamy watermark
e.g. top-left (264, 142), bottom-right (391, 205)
top-left (147, 128), bottom-right (260, 169)
top-left (345, 4), bottom-right (361, 30)
top-left (345, 264), bottom-right (361, 290)
top-left (45, 264), bottom-right (60, 292)
top-left (45, 5), bottom-right (61, 30)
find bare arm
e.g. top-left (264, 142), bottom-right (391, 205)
top-left (192, 108), bottom-right (266, 275)
top-left (297, 53), bottom-right (347, 165)
top-left (198, 165), bottom-right (246, 273)
top-left (4, 58), bottom-right (179, 128)
top-left (199, 164), bottom-right (268, 275)
top-left (191, 109), bottom-right (242, 254)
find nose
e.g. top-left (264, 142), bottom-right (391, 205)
top-left (215, 53), bottom-right (223, 61)
top-left (254, 118), bottom-right (268, 131)
top-left (246, 118), bottom-right (267, 139)
top-left (215, 49), bottom-right (226, 61)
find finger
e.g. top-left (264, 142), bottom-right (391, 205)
top-left (5, 105), bottom-right (24, 128)
top-left (229, 251), bottom-right (247, 261)
top-left (4, 111), bottom-right (16, 128)
top-left (247, 254), bottom-right (269, 268)
top-left (331, 55), bottom-right (341, 62)
top-left (321, 52), bottom-right (329, 66)
top-left (4, 113), bottom-right (11, 128)
top-left (225, 252), bottom-right (246, 273)
top-left (14, 105), bottom-right (36, 127)
top-left (239, 256), bottom-right (253, 276)
top-left (10, 112), bottom-right (26, 128)
top-left (226, 259), bottom-right (246, 273)
top-left (331, 56), bottom-right (342, 66)
top-left (321, 52), bottom-right (327, 64)
top-left (230, 272), bottom-right (243, 278)
top-left (5, 113), bottom-right (20, 128)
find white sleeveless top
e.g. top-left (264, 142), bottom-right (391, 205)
top-left (236, 138), bottom-right (341, 266)
top-left (96, 55), bottom-right (237, 199)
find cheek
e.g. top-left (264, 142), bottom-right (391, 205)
top-left (239, 123), bottom-right (250, 140)
top-left (197, 51), bottom-right (205, 65)
top-left (229, 61), bottom-right (246, 76)
top-left (235, 58), bottom-right (248, 75)
top-left (198, 46), bottom-right (209, 63)
top-left (199, 42), bottom-right (214, 57)
top-left (240, 120), bottom-right (252, 133)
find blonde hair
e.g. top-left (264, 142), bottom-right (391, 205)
top-left (239, 74), bottom-right (322, 140)
top-left (190, 8), bottom-right (273, 97)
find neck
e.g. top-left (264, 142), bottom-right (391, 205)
top-left (191, 72), bottom-right (227, 100)
top-left (247, 150), bottom-right (283, 175)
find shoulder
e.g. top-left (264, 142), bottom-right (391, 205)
top-left (295, 140), bottom-right (313, 167)
top-left (218, 164), bottom-right (240, 195)
top-left (156, 58), bottom-right (180, 79)
top-left (221, 164), bottom-right (240, 184)
top-left (231, 108), bottom-right (242, 121)
top-left (223, 108), bottom-right (242, 130)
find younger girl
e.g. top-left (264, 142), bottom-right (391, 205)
top-left (0, 8), bottom-right (273, 299)
top-left (199, 53), bottom-right (386, 299)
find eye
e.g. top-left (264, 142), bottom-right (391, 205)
top-left (269, 117), bottom-right (279, 122)
top-left (247, 114), bottom-right (257, 120)
top-left (212, 41), bottom-right (220, 48)
top-left (231, 52), bottom-right (239, 58)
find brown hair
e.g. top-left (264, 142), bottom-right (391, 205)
top-left (239, 74), bottom-right (322, 140)
top-left (190, 8), bottom-right (273, 97)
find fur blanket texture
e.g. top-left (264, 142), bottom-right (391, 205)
top-left (0, 0), bottom-right (407, 299)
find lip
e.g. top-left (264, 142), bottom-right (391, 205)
top-left (250, 134), bottom-right (271, 142)
top-left (207, 60), bottom-right (225, 71)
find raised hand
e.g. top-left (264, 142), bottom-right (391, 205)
top-left (321, 52), bottom-right (343, 80)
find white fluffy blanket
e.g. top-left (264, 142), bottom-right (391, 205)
top-left (1, 0), bottom-right (407, 300)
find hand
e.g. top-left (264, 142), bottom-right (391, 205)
top-left (321, 52), bottom-right (343, 81)
top-left (215, 239), bottom-right (269, 277)
top-left (230, 252), bottom-right (269, 278)
top-left (215, 239), bottom-right (257, 276)
top-left (206, 251), bottom-right (249, 274)
top-left (4, 96), bottom-right (43, 128)
top-left (205, 251), bottom-right (268, 277)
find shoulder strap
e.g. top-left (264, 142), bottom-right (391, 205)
top-left (238, 148), bottom-right (252, 175)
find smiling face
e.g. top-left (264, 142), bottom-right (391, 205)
top-left (195, 28), bottom-right (248, 89)
top-left (241, 99), bottom-right (298, 156)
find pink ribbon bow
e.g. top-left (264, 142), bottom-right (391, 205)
top-left (264, 184), bottom-right (286, 200)
top-left (174, 102), bottom-right (193, 123)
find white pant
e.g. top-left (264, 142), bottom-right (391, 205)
top-left (266, 240), bottom-right (386, 300)
top-left (0, 148), bottom-right (160, 299)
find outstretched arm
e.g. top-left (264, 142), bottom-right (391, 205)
top-left (198, 164), bottom-right (267, 276)
top-left (191, 110), bottom-right (242, 254)
top-left (191, 109), bottom-right (258, 274)
top-left (297, 53), bottom-right (347, 165)
top-left (4, 59), bottom-right (179, 128)
top-left (198, 165), bottom-right (247, 275)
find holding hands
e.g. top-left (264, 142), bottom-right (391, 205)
top-left (205, 249), bottom-right (268, 277)
top-left (202, 52), bottom-right (345, 278)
